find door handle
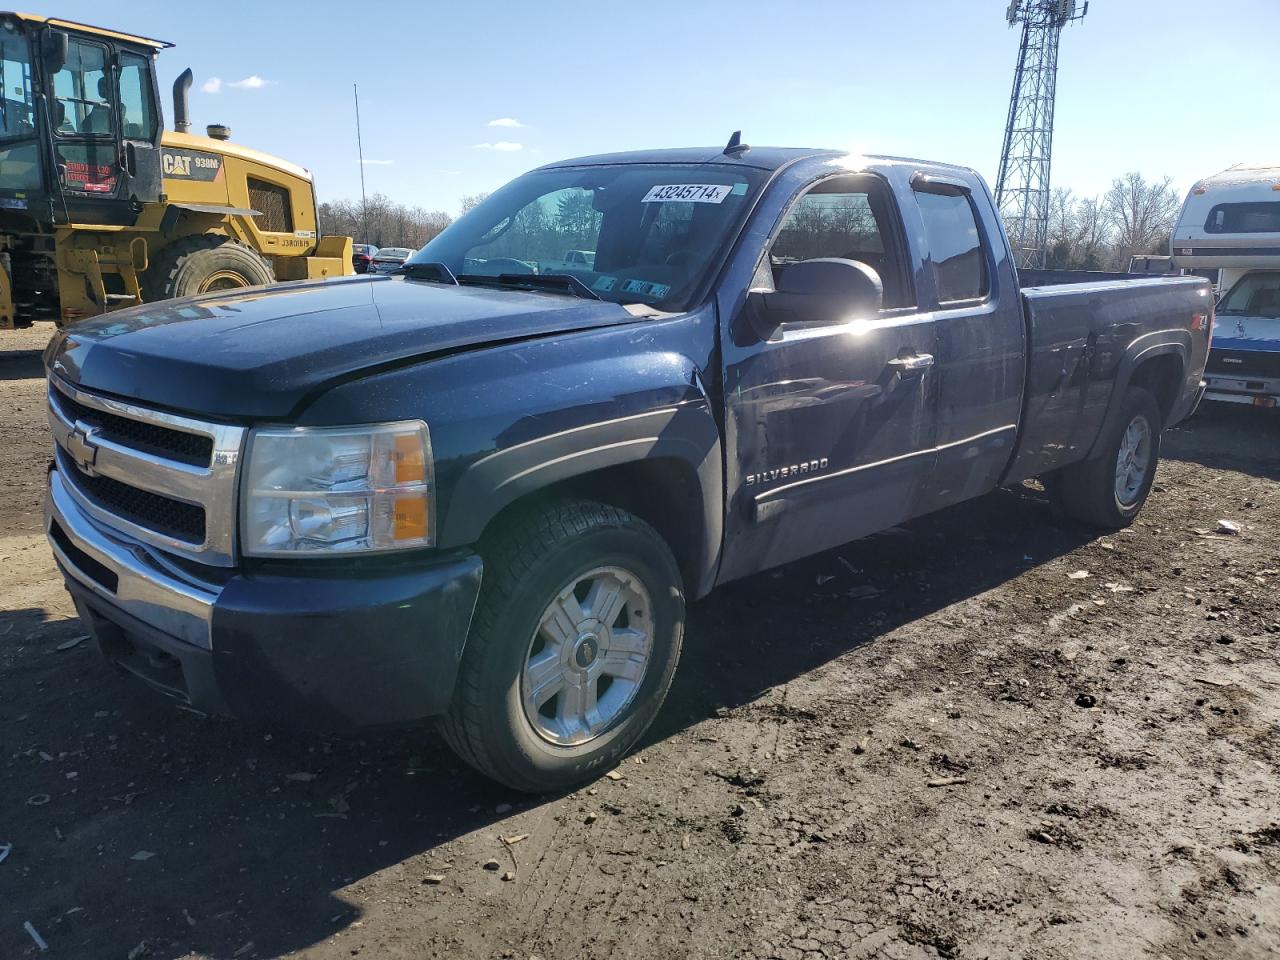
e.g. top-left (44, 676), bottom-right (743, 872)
top-left (888, 353), bottom-right (934, 376)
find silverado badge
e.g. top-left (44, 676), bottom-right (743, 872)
top-left (745, 458), bottom-right (829, 487)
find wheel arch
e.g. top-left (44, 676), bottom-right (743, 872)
top-left (1086, 333), bottom-right (1188, 460)
top-left (440, 403), bottom-right (724, 599)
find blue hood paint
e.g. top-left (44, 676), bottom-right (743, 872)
top-left (46, 275), bottom-right (640, 419)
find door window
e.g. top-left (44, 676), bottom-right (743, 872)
top-left (914, 189), bottom-right (988, 304)
top-left (52, 39), bottom-right (109, 136)
top-left (769, 177), bottom-right (913, 308)
top-left (118, 52), bottom-right (157, 141)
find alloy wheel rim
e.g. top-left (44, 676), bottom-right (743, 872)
top-left (520, 565), bottom-right (654, 747)
top-left (1114, 414), bottom-right (1152, 507)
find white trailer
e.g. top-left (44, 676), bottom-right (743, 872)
top-left (1172, 165), bottom-right (1280, 407)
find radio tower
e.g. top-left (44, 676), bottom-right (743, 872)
top-left (995, 0), bottom-right (1089, 268)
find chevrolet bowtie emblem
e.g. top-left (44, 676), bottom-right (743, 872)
top-left (66, 423), bottom-right (99, 475)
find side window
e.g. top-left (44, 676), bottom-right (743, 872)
top-left (0, 33), bottom-right (36, 139)
top-left (52, 39), bottom-right (109, 136)
top-left (914, 189), bottom-right (988, 303)
top-left (118, 52), bottom-right (157, 141)
top-left (769, 177), bottom-right (913, 309)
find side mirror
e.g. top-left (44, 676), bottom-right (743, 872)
top-left (41, 29), bottom-right (68, 75)
top-left (747, 258), bottom-right (883, 336)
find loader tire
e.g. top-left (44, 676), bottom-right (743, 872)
top-left (144, 235), bottom-right (274, 302)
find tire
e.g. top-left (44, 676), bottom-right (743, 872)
top-left (1059, 386), bottom-right (1163, 529)
top-left (440, 500), bottom-right (685, 793)
top-left (143, 234), bottom-right (274, 302)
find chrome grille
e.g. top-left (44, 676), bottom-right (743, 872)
top-left (1209, 348), bottom-right (1280, 380)
top-left (52, 387), bottom-right (214, 466)
top-left (47, 379), bottom-right (246, 567)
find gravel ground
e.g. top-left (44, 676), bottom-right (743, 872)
top-left (2, 324), bottom-right (1279, 960)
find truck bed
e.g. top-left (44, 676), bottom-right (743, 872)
top-left (1003, 275), bottom-right (1213, 484)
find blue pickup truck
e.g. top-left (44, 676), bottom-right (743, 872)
top-left (43, 143), bottom-right (1211, 791)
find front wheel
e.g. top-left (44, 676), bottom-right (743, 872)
top-left (144, 235), bottom-right (275, 302)
top-left (1058, 386), bottom-right (1163, 528)
top-left (440, 500), bottom-right (685, 793)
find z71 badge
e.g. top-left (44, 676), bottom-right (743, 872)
top-left (745, 458), bottom-right (829, 487)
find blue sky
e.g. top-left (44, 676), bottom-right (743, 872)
top-left (38, 0), bottom-right (1280, 214)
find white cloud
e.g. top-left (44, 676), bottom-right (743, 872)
top-left (473, 141), bottom-right (523, 152)
top-left (361, 159), bottom-right (393, 166)
top-left (227, 75), bottom-right (271, 90)
top-left (487, 117), bottom-right (524, 128)
top-left (201, 77), bottom-right (223, 94)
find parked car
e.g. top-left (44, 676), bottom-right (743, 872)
top-left (1172, 165), bottom-right (1280, 408)
top-left (367, 247), bottom-right (414, 274)
top-left (538, 249), bottom-right (597, 273)
top-left (44, 144), bottom-right (1211, 792)
top-left (351, 244), bottom-right (379, 274)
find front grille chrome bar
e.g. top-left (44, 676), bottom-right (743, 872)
top-left (47, 378), bottom-right (246, 567)
top-left (46, 469), bottom-right (219, 649)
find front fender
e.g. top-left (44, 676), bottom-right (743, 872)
top-left (442, 394), bottom-right (723, 589)
top-left (298, 310), bottom-right (724, 594)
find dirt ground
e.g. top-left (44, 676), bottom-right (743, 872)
top-left (2, 323), bottom-right (1279, 960)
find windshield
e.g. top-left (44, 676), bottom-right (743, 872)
top-left (1220, 271), bottom-right (1280, 318)
top-left (0, 26), bottom-right (35, 142)
top-left (377, 248), bottom-right (412, 258)
top-left (412, 163), bottom-right (765, 310)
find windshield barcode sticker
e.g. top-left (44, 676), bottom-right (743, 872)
top-left (642, 184), bottom-right (733, 204)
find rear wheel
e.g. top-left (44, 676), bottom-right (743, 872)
top-left (1059, 386), bottom-right (1162, 528)
top-left (144, 235), bottom-right (274, 302)
top-left (440, 500), bottom-right (685, 793)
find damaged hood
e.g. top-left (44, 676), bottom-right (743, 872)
top-left (46, 275), bottom-right (642, 419)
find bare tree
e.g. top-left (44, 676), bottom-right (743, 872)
top-left (1072, 196), bottom-right (1111, 269)
top-left (459, 193), bottom-right (491, 215)
top-left (1104, 172), bottom-right (1180, 267)
top-left (1044, 187), bottom-right (1078, 268)
top-left (319, 193), bottom-right (453, 250)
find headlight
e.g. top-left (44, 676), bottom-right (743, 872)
top-left (240, 421), bottom-right (433, 556)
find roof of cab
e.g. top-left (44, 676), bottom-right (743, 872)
top-left (3, 12), bottom-right (173, 49)
top-left (1197, 163), bottom-right (1280, 187)
top-left (536, 145), bottom-right (982, 180)
top-left (537, 146), bottom-right (844, 172)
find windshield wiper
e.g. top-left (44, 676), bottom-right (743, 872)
top-left (455, 273), bottom-right (601, 301)
top-left (398, 261), bottom-right (458, 284)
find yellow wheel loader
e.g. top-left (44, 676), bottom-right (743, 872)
top-left (0, 13), bottom-right (352, 329)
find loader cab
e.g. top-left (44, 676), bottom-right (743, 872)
top-left (0, 13), bottom-right (166, 224)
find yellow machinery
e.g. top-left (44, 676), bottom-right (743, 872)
top-left (0, 13), bottom-right (351, 329)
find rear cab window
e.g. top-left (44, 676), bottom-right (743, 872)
top-left (912, 186), bottom-right (989, 304)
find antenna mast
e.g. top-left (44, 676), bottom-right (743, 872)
top-left (354, 83), bottom-right (369, 246)
top-left (995, 0), bottom-right (1089, 268)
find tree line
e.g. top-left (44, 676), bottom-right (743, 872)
top-left (1038, 171), bottom-right (1182, 271)
top-left (318, 194), bottom-right (454, 250)
top-left (317, 192), bottom-right (497, 250)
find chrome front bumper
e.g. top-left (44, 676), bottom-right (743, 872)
top-left (46, 467), bottom-right (220, 650)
